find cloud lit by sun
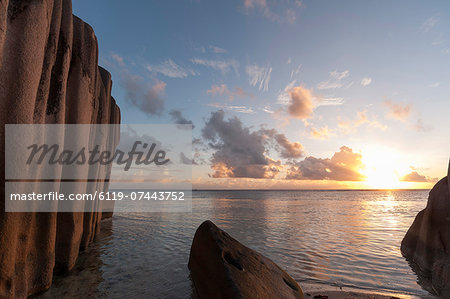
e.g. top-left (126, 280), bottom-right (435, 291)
top-left (361, 145), bottom-right (419, 189)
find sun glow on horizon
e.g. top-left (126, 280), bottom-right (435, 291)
top-left (361, 145), bottom-right (417, 189)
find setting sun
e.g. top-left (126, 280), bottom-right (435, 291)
top-left (361, 146), bottom-right (413, 189)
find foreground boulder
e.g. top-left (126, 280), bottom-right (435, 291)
top-left (0, 0), bottom-right (120, 297)
top-left (401, 162), bottom-right (450, 297)
top-left (188, 220), bottom-right (304, 299)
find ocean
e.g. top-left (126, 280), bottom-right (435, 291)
top-left (38, 190), bottom-right (435, 298)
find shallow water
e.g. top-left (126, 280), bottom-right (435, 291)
top-left (38, 190), bottom-right (435, 298)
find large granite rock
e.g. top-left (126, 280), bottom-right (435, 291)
top-left (188, 220), bottom-right (305, 299)
top-left (0, 0), bottom-right (120, 297)
top-left (401, 162), bottom-right (450, 297)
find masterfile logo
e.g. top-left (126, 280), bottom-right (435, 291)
top-left (5, 124), bottom-right (192, 213)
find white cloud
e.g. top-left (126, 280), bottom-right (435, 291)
top-left (207, 103), bottom-right (256, 114)
top-left (317, 70), bottom-right (350, 90)
top-left (361, 77), bottom-right (372, 86)
top-left (428, 82), bottom-right (440, 88)
top-left (315, 97), bottom-right (344, 107)
top-left (208, 45), bottom-right (227, 53)
top-left (111, 53), bottom-right (125, 66)
top-left (441, 48), bottom-right (450, 55)
top-left (242, 0), bottom-right (299, 24)
top-left (331, 70), bottom-right (349, 80)
top-left (246, 64), bottom-right (272, 91)
top-left (191, 58), bottom-right (239, 75)
top-left (147, 59), bottom-right (197, 78)
top-left (290, 63), bottom-right (302, 80)
top-left (421, 16), bottom-right (438, 33)
top-left (261, 106), bottom-right (275, 114)
top-left (277, 80), bottom-right (297, 105)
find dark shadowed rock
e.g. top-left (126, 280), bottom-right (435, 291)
top-left (401, 161), bottom-right (450, 297)
top-left (188, 220), bottom-right (304, 299)
top-left (0, 0), bottom-right (120, 297)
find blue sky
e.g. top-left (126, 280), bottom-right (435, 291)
top-left (73, 0), bottom-right (450, 189)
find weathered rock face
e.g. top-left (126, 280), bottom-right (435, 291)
top-left (401, 162), bottom-right (450, 297)
top-left (188, 220), bottom-right (305, 299)
top-left (0, 0), bottom-right (120, 297)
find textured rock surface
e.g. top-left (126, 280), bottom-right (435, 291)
top-left (188, 220), bottom-right (305, 299)
top-left (401, 162), bottom-right (450, 297)
top-left (0, 0), bottom-right (120, 297)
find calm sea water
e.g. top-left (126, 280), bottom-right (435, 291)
top-left (39, 190), bottom-right (435, 298)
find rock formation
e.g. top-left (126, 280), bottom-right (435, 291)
top-left (0, 0), bottom-right (120, 297)
top-left (401, 161), bottom-right (450, 297)
top-left (188, 220), bottom-right (305, 299)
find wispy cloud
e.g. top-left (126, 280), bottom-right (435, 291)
top-left (338, 110), bottom-right (387, 134)
top-left (147, 59), bottom-right (197, 78)
top-left (241, 0), bottom-right (300, 24)
top-left (208, 45), bottom-right (227, 53)
top-left (309, 126), bottom-right (332, 140)
top-left (290, 63), bottom-right (302, 80)
top-left (421, 16), bottom-right (438, 33)
top-left (317, 70), bottom-right (350, 90)
top-left (414, 119), bottom-right (433, 132)
top-left (206, 84), bottom-right (253, 101)
top-left (246, 64), bottom-right (272, 91)
top-left (191, 58), bottom-right (239, 75)
top-left (428, 82), bottom-right (440, 88)
top-left (361, 77), bottom-right (372, 86)
top-left (384, 100), bottom-right (412, 121)
top-left (207, 103), bottom-right (256, 114)
top-left (111, 53), bottom-right (125, 66)
top-left (314, 96), bottom-right (344, 107)
top-left (277, 80), bottom-right (297, 105)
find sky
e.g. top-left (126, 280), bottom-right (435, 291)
top-left (73, 0), bottom-right (450, 189)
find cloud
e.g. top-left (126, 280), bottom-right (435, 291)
top-left (287, 86), bottom-right (314, 119)
top-left (310, 126), bottom-right (332, 140)
top-left (246, 64), bottom-right (272, 91)
top-left (421, 16), bottom-right (438, 33)
top-left (191, 58), bottom-right (239, 75)
top-left (315, 96), bottom-right (344, 107)
top-left (208, 45), bottom-right (227, 53)
top-left (202, 110), bottom-right (281, 178)
top-left (206, 84), bottom-right (253, 101)
top-left (414, 119), bottom-right (433, 132)
top-left (384, 100), bottom-right (412, 121)
top-left (273, 133), bottom-right (303, 159)
top-left (400, 171), bottom-right (433, 182)
top-left (180, 152), bottom-right (198, 165)
top-left (317, 70), bottom-right (350, 90)
top-left (147, 59), bottom-right (197, 78)
top-left (338, 110), bottom-right (387, 134)
top-left (290, 63), bottom-right (302, 80)
top-left (120, 71), bottom-right (165, 116)
top-left (243, 0), bottom-right (266, 9)
top-left (111, 53), bottom-right (124, 66)
top-left (286, 146), bottom-right (365, 181)
top-left (242, 0), bottom-right (300, 24)
top-left (441, 48), bottom-right (450, 55)
top-left (428, 82), bottom-right (440, 88)
top-left (201, 111), bottom-right (304, 178)
top-left (169, 109), bottom-right (194, 128)
top-left (277, 80), bottom-right (297, 105)
top-left (361, 77), bottom-right (372, 86)
top-left (207, 103), bottom-right (255, 114)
